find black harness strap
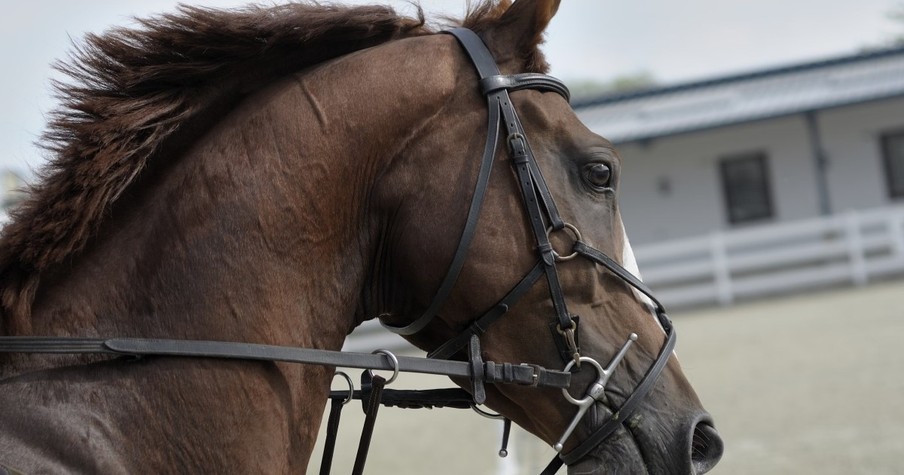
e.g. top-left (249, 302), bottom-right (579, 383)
top-left (443, 27), bottom-right (578, 354)
top-left (352, 374), bottom-right (386, 475)
top-left (382, 28), bottom-right (575, 341)
top-left (380, 36), bottom-right (504, 338)
top-left (573, 241), bottom-right (666, 312)
top-left (319, 397), bottom-right (344, 475)
top-left (426, 28), bottom-right (681, 472)
top-left (329, 387), bottom-right (473, 410)
top-left (428, 261), bottom-right (544, 360)
top-left (0, 337), bottom-right (570, 390)
top-left (480, 73), bottom-right (571, 100)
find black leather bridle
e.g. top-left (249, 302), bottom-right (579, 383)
top-left (377, 28), bottom-right (678, 473)
top-left (0, 28), bottom-right (676, 474)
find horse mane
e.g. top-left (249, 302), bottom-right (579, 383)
top-left (0, 0), bottom-right (546, 323)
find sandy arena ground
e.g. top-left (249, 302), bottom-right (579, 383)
top-left (307, 279), bottom-right (904, 474)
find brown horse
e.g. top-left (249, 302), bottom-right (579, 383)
top-left (0, 1), bottom-right (722, 473)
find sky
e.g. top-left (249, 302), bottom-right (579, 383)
top-left (1, 0), bottom-right (902, 175)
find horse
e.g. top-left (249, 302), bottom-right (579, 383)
top-left (0, 1), bottom-right (723, 473)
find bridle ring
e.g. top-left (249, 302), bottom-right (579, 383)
top-left (546, 222), bottom-right (582, 261)
top-left (332, 371), bottom-right (355, 405)
top-left (371, 349), bottom-right (400, 385)
top-left (561, 356), bottom-right (605, 406)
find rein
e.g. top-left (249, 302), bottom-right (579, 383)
top-left (0, 336), bottom-right (568, 392)
top-left (0, 28), bottom-right (676, 474)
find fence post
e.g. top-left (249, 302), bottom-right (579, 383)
top-left (845, 211), bottom-right (868, 285)
top-left (711, 232), bottom-right (733, 305)
top-left (890, 212), bottom-right (904, 260)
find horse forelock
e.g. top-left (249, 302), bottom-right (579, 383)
top-left (0, 1), bottom-right (547, 322)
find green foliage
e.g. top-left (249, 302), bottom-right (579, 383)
top-left (890, 3), bottom-right (904, 45)
top-left (567, 71), bottom-right (657, 101)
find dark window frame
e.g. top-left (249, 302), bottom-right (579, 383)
top-left (880, 129), bottom-right (904, 199)
top-left (719, 151), bottom-right (775, 225)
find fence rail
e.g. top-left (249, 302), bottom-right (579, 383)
top-left (634, 205), bottom-right (904, 309)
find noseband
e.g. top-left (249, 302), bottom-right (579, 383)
top-left (380, 29), bottom-right (677, 472)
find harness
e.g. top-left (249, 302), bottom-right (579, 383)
top-left (0, 28), bottom-right (676, 474)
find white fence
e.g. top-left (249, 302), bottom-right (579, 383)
top-left (634, 205), bottom-right (904, 309)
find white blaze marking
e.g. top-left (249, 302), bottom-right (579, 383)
top-left (619, 218), bottom-right (666, 334)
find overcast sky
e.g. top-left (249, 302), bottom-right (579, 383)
top-left (1, 0), bottom-right (902, 174)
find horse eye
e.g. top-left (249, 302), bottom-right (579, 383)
top-left (584, 163), bottom-right (612, 189)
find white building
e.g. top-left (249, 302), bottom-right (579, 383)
top-left (575, 46), bottom-right (904, 307)
top-left (576, 45), bottom-right (904, 246)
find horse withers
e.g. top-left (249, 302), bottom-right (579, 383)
top-left (0, 1), bottom-right (722, 473)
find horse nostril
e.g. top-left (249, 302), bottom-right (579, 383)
top-left (690, 420), bottom-right (724, 474)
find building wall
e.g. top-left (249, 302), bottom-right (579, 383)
top-left (599, 97), bottom-right (904, 245)
top-left (818, 96), bottom-right (904, 211)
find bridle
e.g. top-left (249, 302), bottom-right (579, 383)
top-left (377, 28), bottom-right (678, 473)
top-left (0, 28), bottom-right (676, 474)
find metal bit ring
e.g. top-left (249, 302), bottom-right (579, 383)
top-left (546, 222), bottom-right (582, 261)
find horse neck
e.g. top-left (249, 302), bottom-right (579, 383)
top-left (22, 36), bottom-right (456, 350)
top-left (25, 97), bottom-right (350, 351)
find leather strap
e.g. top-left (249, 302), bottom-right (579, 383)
top-left (381, 82), bottom-right (502, 336)
top-left (428, 261), bottom-right (544, 360)
top-left (480, 74), bottom-right (570, 101)
top-left (319, 397), bottom-right (344, 475)
top-left (573, 241), bottom-right (666, 313)
top-left (0, 337), bottom-right (571, 389)
top-left (352, 374), bottom-right (385, 475)
top-left (383, 28), bottom-right (570, 338)
top-left (446, 27), bottom-right (576, 347)
top-left (330, 387), bottom-right (473, 410)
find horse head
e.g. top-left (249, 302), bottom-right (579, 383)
top-left (371, 1), bottom-right (723, 472)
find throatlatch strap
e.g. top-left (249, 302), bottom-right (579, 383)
top-left (381, 94), bottom-right (502, 336)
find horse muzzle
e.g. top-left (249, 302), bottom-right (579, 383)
top-left (565, 409), bottom-right (724, 475)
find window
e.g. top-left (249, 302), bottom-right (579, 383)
top-left (719, 152), bottom-right (774, 224)
top-left (881, 130), bottom-right (904, 199)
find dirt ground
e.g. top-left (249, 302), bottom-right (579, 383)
top-left (307, 279), bottom-right (904, 474)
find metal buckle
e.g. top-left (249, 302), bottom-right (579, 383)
top-left (556, 322), bottom-right (581, 367)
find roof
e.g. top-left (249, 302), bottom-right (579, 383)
top-left (573, 45), bottom-right (904, 144)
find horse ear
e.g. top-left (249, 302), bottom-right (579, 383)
top-left (484, 0), bottom-right (561, 72)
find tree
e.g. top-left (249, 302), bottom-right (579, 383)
top-left (567, 71), bottom-right (657, 101)
top-left (890, 3), bottom-right (904, 45)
